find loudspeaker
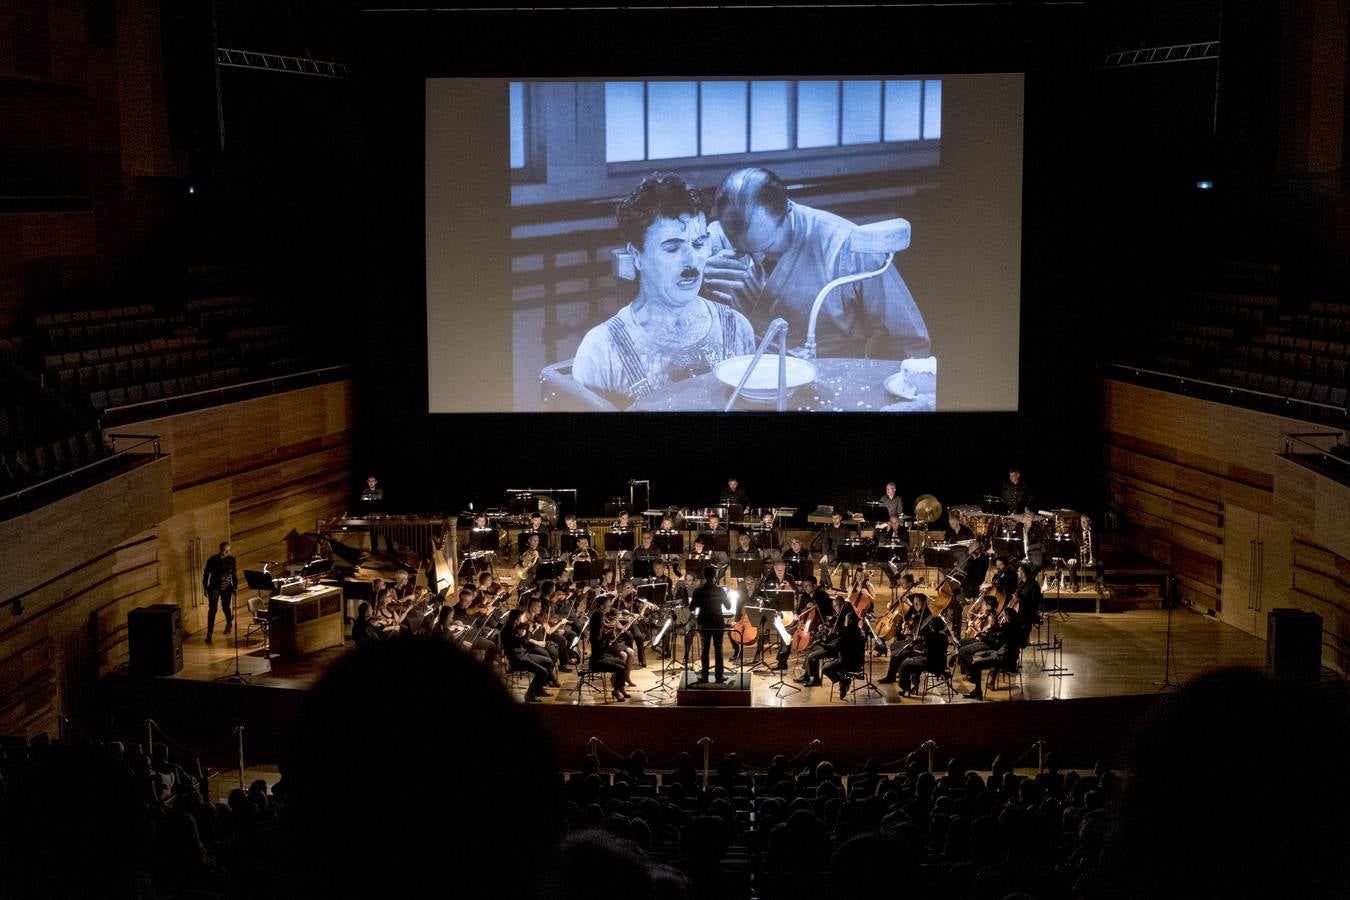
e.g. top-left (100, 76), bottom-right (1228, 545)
top-left (127, 604), bottom-right (183, 676)
top-left (1266, 608), bottom-right (1322, 681)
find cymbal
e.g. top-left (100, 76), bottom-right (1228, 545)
top-left (913, 494), bottom-right (943, 525)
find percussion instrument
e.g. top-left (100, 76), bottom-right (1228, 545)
top-left (966, 512), bottom-right (1001, 539)
top-left (872, 539), bottom-right (907, 562)
top-left (837, 537), bottom-right (873, 564)
top-left (912, 494), bottom-right (943, 526)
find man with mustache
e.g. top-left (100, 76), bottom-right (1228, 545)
top-left (573, 172), bottom-right (755, 407)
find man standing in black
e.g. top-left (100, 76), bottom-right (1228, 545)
top-left (202, 541), bottom-right (237, 643)
top-left (692, 566), bottom-right (730, 684)
top-left (1000, 467), bottom-right (1034, 515)
top-left (819, 511), bottom-right (852, 589)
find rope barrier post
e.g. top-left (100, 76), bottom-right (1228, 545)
top-left (1037, 740), bottom-right (1045, 773)
top-left (237, 726), bottom-right (245, 793)
top-left (588, 736), bottom-right (599, 761)
top-left (926, 740), bottom-right (935, 775)
top-left (147, 720), bottom-right (154, 756)
top-left (697, 737), bottom-right (712, 792)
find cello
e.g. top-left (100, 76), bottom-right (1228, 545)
top-left (729, 606), bottom-right (759, 647)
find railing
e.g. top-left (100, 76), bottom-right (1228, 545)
top-left (0, 433), bottom-right (162, 519)
top-left (1281, 431), bottom-right (1350, 483)
top-left (98, 364), bottom-right (351, 427)
top-left (1102, 363), bottom-right (1348, 421)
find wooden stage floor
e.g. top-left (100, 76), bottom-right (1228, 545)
top-left (171, 606), bottom-right (1267, 707)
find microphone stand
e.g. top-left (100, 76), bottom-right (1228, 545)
top-left (214, 588), bottom-right (251, 685)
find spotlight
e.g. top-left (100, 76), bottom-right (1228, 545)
top-left (187, 185), bottom-right (196, 194)
top-left (1195, 180), bottom-right (1214, 190)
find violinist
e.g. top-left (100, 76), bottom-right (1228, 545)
top-left (847, 568), bottom-right (876, 618)
top-left (615, 579), bottom-right (649, 669)
top-left (795, 594), bottom-right (845, 688)
top-left (503, 607), bottom-right (554, 702)
top-left (821, 606), bottom-right (866, 698)
top-left (587, 593), bottom-right (632, 702)
top-left (525, 595), bottom-right (567, 679)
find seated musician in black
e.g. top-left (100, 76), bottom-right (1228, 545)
top-left (615, 579), bottom-right (649, 669)
top-left (782, 536), bottom-right (809, 581)
top-left (875, 513), bottom-right (906, 542)
top-left (745, 558), bottom-right (794, 664)
top-left (821, 606), bottom-right (866, 698)
top-left (959, 565), bottom-right (1034, 699)
top-left (450, 586), bottom-right (500, 668)
top-left (944, 511), bottom-right (975, 544)
top-left (701, 516), bottom-right (730, 571)
top-left (897, 612), bottom-right (950, 696)
top-left (778, 575), bottom-right (830, 672)
top-left (879, 580), bottom-right (928, 684)
top-left (721, 477), bottom-right (749, 516)
top-left (796, 594), bottom-right (846, 687)
top-left (587, 593), bottom-right (630, 702)
top-left (633, 530), bottom-right (661, 577)
top-left (502, 608), bottom-right (553, 702)
top-left (754, 510), bottom-right (780, 557)
top-left (1020, 510), bottom-right (1046, 573)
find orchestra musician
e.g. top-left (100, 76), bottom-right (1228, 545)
top-left (525, 595), bottom-right (568, 679)
top-left (951, 538), bottom-right (991, 634)
top-left (633, 530), bottom-right (661, 577)
top-left (878, 577), bottom-right (928, 686)
top-left (588, 593), bottom-right (633, 702)
top-left (570, 534), bottom-right (599, 581)
top-left (721, 477), bottom-right (749, 518)
top-left (1000, 467), bottom-right (1035, 515)
top-left (753, 509), bottom-right (781, 557)
top-left (615, 579), bottom-right (650, 669)
top-left (776, 574), bottom-right (831, 672)
top-left (701, 515), bottom-right (730, 571)
top-left (1020, 510), bottom-right (1046, 572)
top-left (944, 511), bottom-right (975, 544)
top-left (781, 536), bottom-right (809, 581)
top-left (958, 563), bottom-right (1034, 700)
top-left (875, 513), bottom-right (906, 542)
top-left (820, 605), bottom-right (866, 698)
top-left (517, 510), bottom-right (551, 554)
top-left (795, 594), bottom-right (846, 689)
top-left (1013, 558), bottom-right (1045, 626)
top-left (692, 566), bottom-right (733, 684)
top-left (878, 481), bottom-right (904, 519)
top-left (516, 532), bottom-right (542, 590)
top-left (897, 612), bottom-right (949, 696)
top-left (818, 510), bottom-right (852, 589)
top-left (746, 558), bottom-right (795, 663)
top-left (503, 607), bottom-right (555, 702)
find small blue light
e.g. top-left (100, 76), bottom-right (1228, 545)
top-left (187, 185), bottom-right (196, 194)
top-left (1195, 180), bottom-right (1213, 190)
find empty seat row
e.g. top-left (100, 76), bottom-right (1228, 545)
top-left (89, 368), bottom-right (246, 411)
top-left (42, 335), bottom-right (205, 372)
top-left (45, 317), bottom-right (194, 352)
top-left (33, 304), bottom-right (156, 329)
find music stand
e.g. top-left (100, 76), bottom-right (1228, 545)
top-left (729, 554), bottom-right (763, 581)
top-left (468, 528), bottom-right (498, 554)
top-left (560, 528), bottom-right (587, 555)
top-left (632, 556), bottom-right (657, 579)
top-left (853, 614), bottom-right (884, 700)
top-left (536, 558), bottom-right (565, 580)
top-left (754, 527), bottom-right (781, 553)
top-left (646, 613), bottom-right (678, 698)
top-left (636, 580), bottom-right (669, 607)
top-left (572, 560), bottom-right (600, 585)
top-left (654, 530), bottom-right (684, 555)
top-left (699, 530), bottom-right (729, 554)
top-left (981, 495), bottom-right (1010, 515)
top-left (767, 588), bottom-right (797, 615)
top-left (301, 557), bottom-right (332, 580)
top-left (767, 613), bottom-right (801, 698)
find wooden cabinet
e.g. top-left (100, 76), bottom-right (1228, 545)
top-left (269, 586), bottom-right (345, 658)
top-left (1221, 506), bottom-right (1291, 636)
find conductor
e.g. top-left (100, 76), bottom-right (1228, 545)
top-left (692, 566), bottom-right (732, 684)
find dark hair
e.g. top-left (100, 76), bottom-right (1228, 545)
top-left (713, 167), bottom-right (790, 243)
top-left (703, 566), bottom-right (717, 582)
top-left (616, 172), bottom-right (705, 250)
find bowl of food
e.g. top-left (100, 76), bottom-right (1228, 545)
top-left (714, 354), bottom-right (818, 406)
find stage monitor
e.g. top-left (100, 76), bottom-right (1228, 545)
top-left (426, 75), bottom-right (1022, 413)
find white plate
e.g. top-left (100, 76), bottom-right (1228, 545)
top-left (884, 371), bottom-right (917, 400)
top-left (714, 355), bottom-right (818, 405)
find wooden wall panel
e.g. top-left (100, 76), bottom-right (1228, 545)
top-left (1290, 540), bottom-right (1350, 672)
top-left (0, 455), bottom-right (172, 606)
